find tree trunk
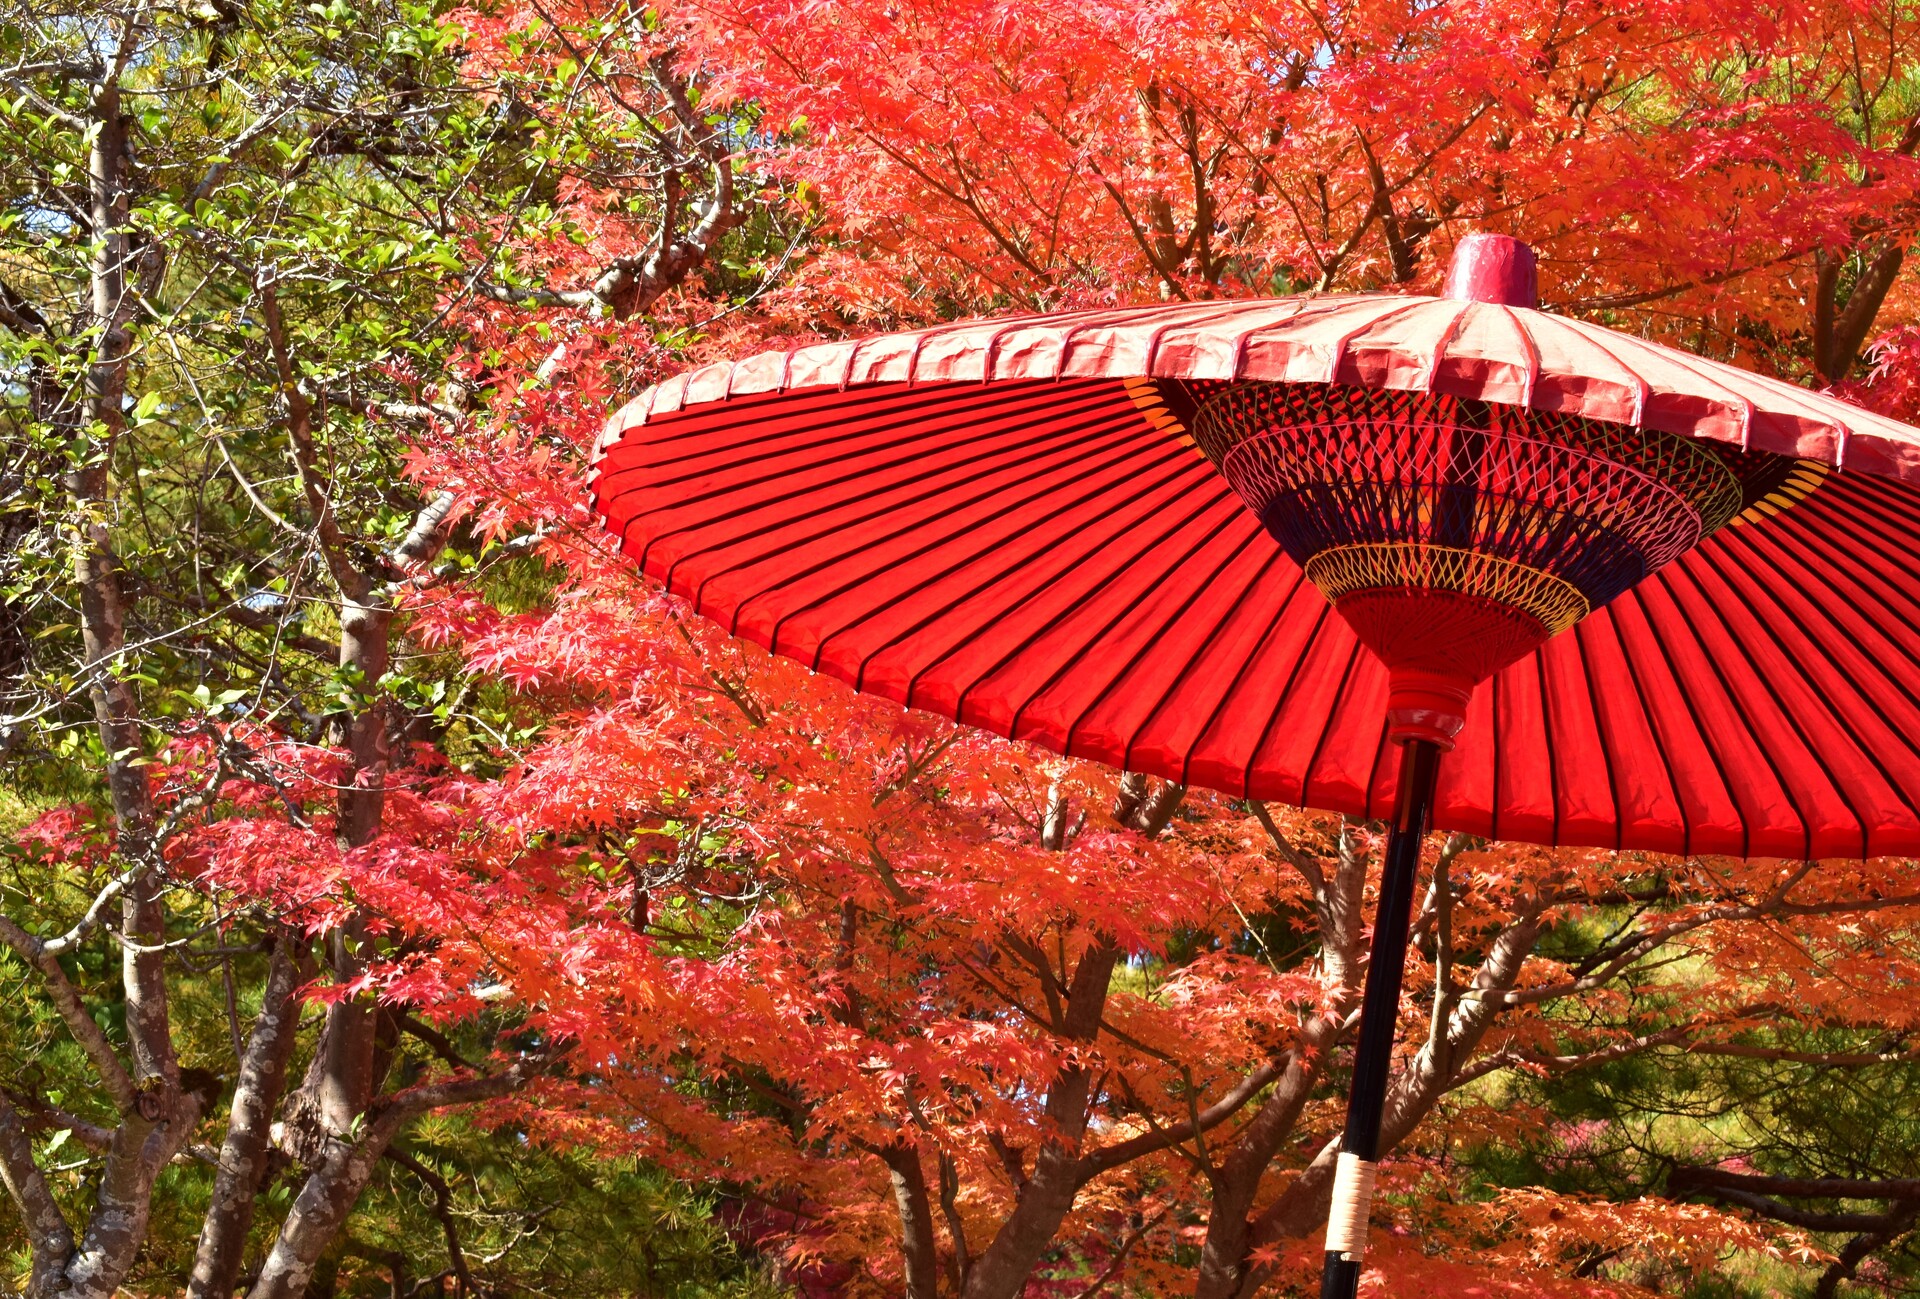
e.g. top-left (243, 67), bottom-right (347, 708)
top-left (44, 33), bottom-right (199, 1299)
top-left (884, 1144), bottom-right (942, 1299)
top-left (188, 941), bottom-right (304, 1299)
top-left (1814, 239), bottom-right (1907, 384)
top-left (1192, 822), bottom-right (1365, 1299)
top-left (1190, 1017), bottom-right (1342, 1299)
top-left (957, 944), bottom-right (1119, 1299)
top-left (253, 469), bottom-right (463, 1295)
top-left (0, 1093), bottom-right (76, 1296)
top-left (248, 1073), bottom-right (529, 1299)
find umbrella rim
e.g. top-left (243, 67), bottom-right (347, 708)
top-left (591, 293), bottom-right (1920, 494)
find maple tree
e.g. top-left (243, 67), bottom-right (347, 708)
top-left (8, 0), bottom-right (1920, 1297)
top-left (687, 0), bottom-right (1920, 386)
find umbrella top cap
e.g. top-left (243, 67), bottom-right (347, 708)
top-left (1444, 233), bottom-right (1538, 310)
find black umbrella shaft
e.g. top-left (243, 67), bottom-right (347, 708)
top-left (1320, 737), bottom-right (1443, 1299)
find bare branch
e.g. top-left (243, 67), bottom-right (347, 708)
top-left (384, 1148), bottom-right (476, 1298)
top-left (1248, 799), bottom-right (1324, 895)
top-left (1077, 1059), bottom-right (1283, 1177)
top-left (248, 1062), bottom-right (543, 1299)
top-left (188, 940), bottom-right (303, 1299)
top-left (0, 1090), bottom-right (76, 1290)
top-left (1671, 1168), bottom-right (1920, 1202)
top-left (257, 278), bottom-right (371, 603)
top-left (0, 914), bottom-right (138, 1113)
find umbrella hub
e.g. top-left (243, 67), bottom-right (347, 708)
top-left (1189, 382), bottom-right (1803, 747)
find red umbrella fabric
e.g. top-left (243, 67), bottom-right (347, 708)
top-left (591, 274), bottom-right (1920, 861)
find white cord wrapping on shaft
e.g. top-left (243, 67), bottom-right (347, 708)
top-left (1324, 1152), bottom-right (1378, 1260)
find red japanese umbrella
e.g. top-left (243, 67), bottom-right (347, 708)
top-left (588, 235), bottom-right (1920, 1296)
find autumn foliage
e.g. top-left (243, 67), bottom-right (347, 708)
top-left (10, 0), bottom-right (1920, 1297)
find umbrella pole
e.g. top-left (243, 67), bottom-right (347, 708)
top-left (1319, 735), bottom-right (1443, 1299)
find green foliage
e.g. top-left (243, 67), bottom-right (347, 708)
top-left (1452, 908), bottom-right (1920, 1296)
top-left (0, 0), bottom-right (801, 1293)
top-left (0, 823), bottom-right (775, 1296)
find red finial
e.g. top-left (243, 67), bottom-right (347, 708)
top-left (1445, 233), bottom-right (1538, 309)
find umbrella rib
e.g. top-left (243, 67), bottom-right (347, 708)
top-left (1774, 502), bottom-right (1920, 667)
top-left (1058, 525), bottom-right (1274, 759)
top-left (1417, 299), bottom-right (1473, 393)
top-left (1051, 316), bottom-right (1113, 378)
top-left (611, 376), bottom-right (993, 454)
top-left (1121, 537), bottom-right (1297, 771)
top-left (1569, 620), bottom-right (1628, 851)
top-left (1601, 594), bottom-right (1696, 854)
top-left (895, 306), bottom-right (1123, 386)
top-left (1324, 300), bottom-right (1434, 384)
top-left (834, 443), bottom-right (1223, 684)
top-left (872, 459), bottom-right (1234, 704)
top-left (1139, 301), bottom-right (1274, 377)
top-left (977, 319), bottom-right (1041, 383)
top-left (1829, 474), bottom-right (1920, 581)
top-left (993, 501), bottom-right (1255, 739)
top-left (1229, 299), bottom-right (1321, 380)
top-left (1629, 578), bottom-right (1788, 859)
top-left (1637, 346), bottom-right (1761, 449)
top-left (1688, 534), bottom-right (1917, 851)
top-left (630, 392), bottom-right (1126, 577)
top-left (1584, 324), bottom-right (1776, 450)
top-left (1532, 314), bottom-right (1649, 424)
top-left (808, 440), bottom-right (1216, 685)
top-left (1359, 695), bottom-right (1392, 822)
top-left (617, 380), bottom-right (1111, 497)
top-left (1741, 533), bottom-right (1920, 725)
top-left (745, 437), bottom-right (1179, 646)
top-left (1658, 556), bottom-right (1858, 857)
top-left (835, 331), bottom-right (875, 390)
top-left (1128, 548), bottom-right (1297, 786)
top-left (1497, 306), bottom-right (1541, 407)
top-left (677, 405), bottom-right (1149, 578)
top-left (605, 391), bottom-right (1112, 553)
top-left (1753, 477), bottom-right (1920, 645)
top-left (1489, 672), bottom-right (1503, 842)
top-left (1298, 637), bottom-right (1367, 815)
top-left (650, 369), bottom-right (693, 417)
top-left (1117, 544), bottom-right (1298, 775)
top-left (867, 471), bottom-right (1237, 699)
top-left (1224, 585), bottom-right (1330, 798)
top-left (706, 414), bottom-right (1169, 632)
top-left (1534, 649), bottom-right (1561, 847)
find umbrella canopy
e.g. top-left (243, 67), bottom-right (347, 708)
top-left (591, 244), bottom-right (1920, 862)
